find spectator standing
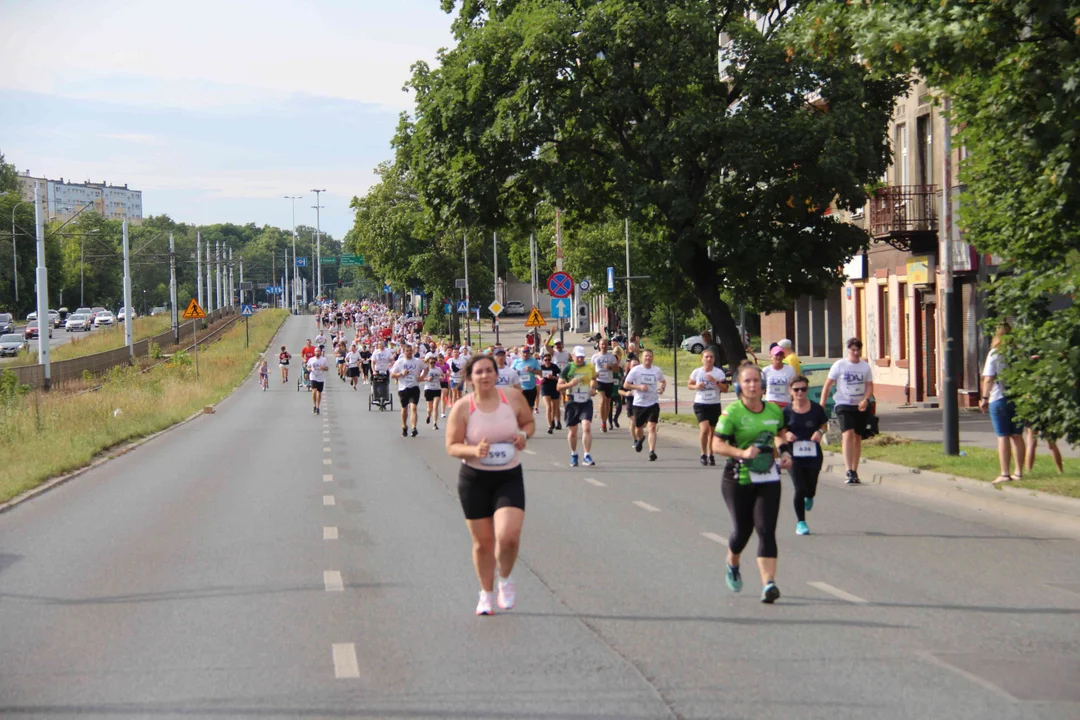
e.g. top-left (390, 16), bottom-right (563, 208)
top-left (980, 326), bottom-right (1026, 483)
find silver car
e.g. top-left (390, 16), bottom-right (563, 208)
top-left (0, 332), bottom-right (28, 357)
top-left (94, 311), bottom-right (116, 328)
top-left (65, 313), bottom-right (91, 332)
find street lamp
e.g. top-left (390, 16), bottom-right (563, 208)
top-left (284, 195), bottom-right (303, 313)
top-left (5, 193), bottom-right (32, 304)
top-left (311, 189), bottom-right (326, 299)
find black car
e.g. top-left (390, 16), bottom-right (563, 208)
top-left (0, 313), bottom-right (13, 335)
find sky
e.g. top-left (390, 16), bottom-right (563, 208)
top-left (0, 0), bottom-right (457, 239)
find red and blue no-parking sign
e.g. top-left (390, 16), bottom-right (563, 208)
top-left (547, 271), bottom-right (574, 299)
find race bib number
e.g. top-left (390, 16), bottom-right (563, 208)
top-left (698, 388), bottom-right (719, 404)
top-left (792, 440), bottom-right (816, 458)
top-left (519, 370), bottom-right (532, 381)
top-left (571, 387), bottom-right (590, 403)
top-left (480, 442), bottom-right (515, 467)
top-left (749, 464), bottom-right (781, 483)
top-left (847, 381), bottom-right (866, 398)
top-left (542, 369), bottom-right (553, 378)
top-left (641, 374), bottom-right (656, 387)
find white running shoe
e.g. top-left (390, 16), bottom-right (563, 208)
top-left (497, 580), bottom-right (516, 610)
top-left (476, 591), bottom-right (495, 616)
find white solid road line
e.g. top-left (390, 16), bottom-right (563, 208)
top-left (323, 474), bottom-right (333, 483)
top-left (633, 501), bottom-right (661, 512)
top-left (324, 526), bottom-right (338, 540)
top-left (702, 532), bottom-right (726, 544)
top-left (323, 495), bottom-right (336, 506)
top-left (332, 643), bottom-right (360, 679)
top-left (808, 581), bottom-right (869, 604)
top-left (523, 449), bottom-right (537, 455)
top-left (584, 478), bottom-right (607, 487)
top-left (323, 459), bottom-right (332, 465)
top-left (324, 570), bottom-right (344, 592)
top-left (324, 447), bottom-right (331, 453)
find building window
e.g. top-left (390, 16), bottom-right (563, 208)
top-left (879, 284), bottom-right (890, 358)
top-left (896, 123), bottom-right (908, 186)
top-left (855, 285), bottom-right (865, 343)
top-left (897, 282), bottom-right (907, 360)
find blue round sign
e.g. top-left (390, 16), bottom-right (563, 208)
top-left (547, 271), bottom-right (574, 299)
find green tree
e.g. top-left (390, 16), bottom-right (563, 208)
top-left (810, 1), bottom-right (1080, 442)
top-left (0, 151), bottom-right (16, 194)
top-left (399, 0), bottom-right (906, 366)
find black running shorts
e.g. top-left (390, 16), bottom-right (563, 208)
top-left (458, 464), bottom-right (525, 520)
top-left (424, 388), bottom-right (441, 402)
top-left (634, 403), bottom-right (660, 427)
top-left (310, 380), bottom-right (325, 392)
top-left (347, 366), bottom-right (360, 378)
top-left (564, 400), bottom-right (594, 427)
top-left (522, 387), bottom-right (537, 407)
top-left (835, 404), bottom-right (868, 434)
top-left (693, 402), bottom-right (722, 426)
top-left (399, 386), bottom-right (421, 406)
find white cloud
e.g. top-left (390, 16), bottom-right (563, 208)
top-left (0, 0), bottom-right (454, 112)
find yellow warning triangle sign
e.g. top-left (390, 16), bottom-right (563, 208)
top-left (182, 298), bottom-right (207, 319)
top-left (525, 306), bottom-right (547, 327)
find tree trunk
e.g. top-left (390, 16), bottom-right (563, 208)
top-left (684, 245), bottom-right (747, 370)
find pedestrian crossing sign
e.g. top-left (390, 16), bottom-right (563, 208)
top-left (182, 298), bottom-right (206, 320)
top-left (456, 300), bottom-right (469, 314)
top-left (525, 307), bottom-right (546, 327)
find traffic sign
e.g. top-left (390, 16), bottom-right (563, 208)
top-left (182, 298), bottom-right (206, 320)
top-left (579, 278), bottom-right (591, 292)
top-left (525, 307), bottom-right (546, 327)
top-left (265, 285), bottom-right (282, 295)
top-left (550, 297), bottom-right (571, 319)
top-left (240, 281), bottom-right (253, 291)
top-left (547, 271), bottom-right (574, 299)
top-left (340, 254), bottom-right (365, 266)
top-left (455, 278), bottom-right (467, 289)
top-left (295, 257), bottom-right (308, 267)
top-left (384, 284), bottom-right (392, 293)
top-left (456, 300), bottom-right (469, 314)
top-left (607, 267), bottom-right (615, 292)
top-left (240, 304), bottom-right (253, 317)
top-left (488, 301), bottom-right (503, 316)
top-left (320, 256), bottom-right (337, 265)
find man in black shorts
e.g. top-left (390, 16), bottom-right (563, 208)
top-left (390, 344), bottom-right (424, 437)
top-left (306, 346), bottom-right (330, 415)
top-left (359, 344), bottom-right (373, 383)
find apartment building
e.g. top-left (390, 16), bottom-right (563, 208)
top-left (762, 78), bottom-right (994, 406)
top-left (15, 171), bottom-right (143, 226)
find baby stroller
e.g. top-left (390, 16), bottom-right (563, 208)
top-left (368, 372), bottom-right (393, 411)
top-left (297, 365), bottom-right (311, 392)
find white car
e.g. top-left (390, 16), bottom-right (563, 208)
top-left (681, 334), bottom-right (708, 354)
top-left (117, 307), bottom-right (138, 322)
top-left (503, 301), bottom-right (526, 316)
top-left (26, 310), bottom-right (61, 328)
top-left (94, 311), bottom-right (116, 327)
top-left (65, 314), bottom-right (92, 332)
top-left (0, 333), bottom-right (28, 357)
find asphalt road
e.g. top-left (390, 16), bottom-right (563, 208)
top-left (0, 323), bottom-right (96, 364)
top-left (1, 315), bottom-right (1077, 719)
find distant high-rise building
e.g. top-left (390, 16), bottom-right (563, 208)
top-left (15, 171), bottom-right (143, 225)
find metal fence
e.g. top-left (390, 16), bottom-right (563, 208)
top-left (6, 309), bottom-right (237, 390)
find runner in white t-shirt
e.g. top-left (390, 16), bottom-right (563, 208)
top-left (494, 349), bottom-right (522, 389)
top-left (390, 344), bottom-right (424, 437)
top-left (820, 338), bottom-right (874, 484)
top-left (306, 346), bottom-right (330, 415)
top-left (763, 346), bottom-right (797, 407)
top-left (345, 344), bottom-right (362, 390)
top-left (421, 353), bottom-right (445, 429)
top-left (687, 348), bottom-right (728, 466)
top-left (591, 338), bottom-right (619, 434)
top-left (623, 349), bottom-right (667, 461)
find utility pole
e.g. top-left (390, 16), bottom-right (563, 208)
top-left (33, 182), bottom-right (51, 388)
top-left (215, 241), bottom-right (222, 312)
top-left (312, 189), bottom-right (325, 299)
top-left (285, 195), bottom-right (302, 313)
top-left (625, 216), bottom-right (633, 339)
top-left (205, 243), bottom-right (212, 314)
top-left (228, 246), bottom-right (234, 307)
top-left (941, 97), bottom-right (960, 455)
top-left (463, 231), bottom-right (471, 348)
top-left (122, 220), bottom-right (133, 363)
top-left (493, 231), bottom-right (500, 345)
top-left (239, 258), bottom-right (244, 305)
top-left (169, 233), bottom-right (178, 344)
top-left (271, 252), bottom-right (276, 309)
top-left (197, 231), bottom-right (203, 310)
top-left (556, 208), bottom-right (565, 344)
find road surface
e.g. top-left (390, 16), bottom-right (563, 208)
top-left (1, 315), bottom-right (1077, 718)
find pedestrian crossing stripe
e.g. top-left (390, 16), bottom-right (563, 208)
top-left (525, 307), bottom-right (546, 327)
top-left (182, 298), bottom-right (206, 319)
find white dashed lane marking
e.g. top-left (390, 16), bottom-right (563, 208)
top-left (702, 532), bottom-right (726, 544)
top-left (323, 474), bottom-right (333, 483)
top-left (324, 459), bottom-right (332, 465)
top-left (808, 581), bottom-right (869, 604)
top-left (332, 643), bottom-right (360, 679)
top-left (633, 501), bottom-right (661, 513)
top-left (584, 478), bottom-right (606, 487)
top-left (324, 570), bottom-right (344, 592)
top-left (523, 449), bottom-right (536, 455)
top-left (324, 447), bottom-right (331, 453)
top-left (323, 495), bottom-right (336, 506)
top-left (324, 526), bottom-right (339, 540)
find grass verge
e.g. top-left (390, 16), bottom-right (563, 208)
top-left (0, 309), bottom-right (287, 504)
top-left (660, 411), bottom-right (700, 428)
top-left (824, 434), bottom-right (1080, 499)
top-left (4, 315), bottom-right (175, 366)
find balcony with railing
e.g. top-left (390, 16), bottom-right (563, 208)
top-left (870, 185), bottom-right (938, 251)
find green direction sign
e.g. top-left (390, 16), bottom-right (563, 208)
top-left (320, 256), bottom-right (337, 265)
top-left (340, 254), bottom-right (365, 266)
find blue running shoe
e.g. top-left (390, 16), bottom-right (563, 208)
top-left (804, 496), bottom-right (814, 512)
top-left (726, 564), bottom-right (743, 593)
top-left (582, 454), bottom-right (595, 466)
top-left (569, 453), bottom-right (579, 467)
top-left (796, 521), bottom-right (810, 536)
top-left (761, 582), bottom-right (781, 604)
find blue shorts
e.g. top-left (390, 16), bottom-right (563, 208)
top-left (989, 399), bottom-right (1023, 437)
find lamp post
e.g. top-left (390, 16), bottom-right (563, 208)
top-left (9, 197), bottom-right (31, 305)
top-left (284, 195), bottom-right (303, 312)
top-left (311, 189), bottom-right (325, 299)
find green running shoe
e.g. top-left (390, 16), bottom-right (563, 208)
top-left (726, 564), bottom-right (743, 593)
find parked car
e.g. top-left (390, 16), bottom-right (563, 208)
top-left (0, 313), bottom-right (14, 335)
top-left (680, 334), bottom-right (708, 354)
top-left (117, 307), bottom-right (138, 322)
top-left (24, 320), bottom-right (52, 339)
top-left (150, 306), bottom-right (167, 316)
top-left (74, 307), bottom-right (93, 317)
top-left (65, 313), bottom-right (92, 332)
top-left (94, 311), bottom-right (116, 328)
top-left (90, 306), bottom-right (106, 322)
top-left (504, 301), bottom-right (526, 316)
top-left (0, 333), bottom-right (28, 357)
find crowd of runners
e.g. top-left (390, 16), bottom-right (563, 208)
top-left (272, 300), bottom-right (876, 615)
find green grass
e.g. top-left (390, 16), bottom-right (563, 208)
top-left (824, 434), bottom-right (1080, 499)
top-left (0, 310), bottom-right (288, 504)
top-left (659, 411), bottom-right (701, 427)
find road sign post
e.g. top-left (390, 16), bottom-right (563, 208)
top-left (182, 298), bottom-right (206, 379)
top-left (547, 271), bottom-right (574, 343)
top-left (241, 304), bottom-right (253, 348)
top-left (525, 307), bottom-right (546, 327)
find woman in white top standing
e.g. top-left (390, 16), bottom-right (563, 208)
top-left (820, 338), bottom-right (874, 485)
top-left (979, 325), bottom-right (1026, 483)
top-left (446, 354), bottom-right (535, 615)
top-left (762, 345), bottom-right (796, 408)
top-left (687, 349), bottom-right (728, 466)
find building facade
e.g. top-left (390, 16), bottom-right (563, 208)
top-left (15, 171), bottom-right (143, 225)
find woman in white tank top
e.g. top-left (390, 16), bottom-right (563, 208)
top-left (446, 354), bottom-right (535, 616)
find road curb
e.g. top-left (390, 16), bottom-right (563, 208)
top-left (0, 312), bottom-right (289, 516)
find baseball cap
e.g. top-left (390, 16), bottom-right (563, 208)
top-left (778, 339), bottom-right (793, 349)
top-left (494, 348), bottom-right (506, 355)
top-left (770, 345), bottom-right (785, 356)
top-left (573, 345), bottom-right (586, 358)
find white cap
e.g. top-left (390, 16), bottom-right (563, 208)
top-left (425, 352), bottom-right (436, 359)
top-left (778, 338), bottom-right (793, 349)
top-left (573, 345), bottom-right (587, 358)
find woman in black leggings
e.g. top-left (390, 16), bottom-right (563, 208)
top-left (712, 362), bottom-right (792, 603)
top-left (781, 375), bottom-right (828, 536)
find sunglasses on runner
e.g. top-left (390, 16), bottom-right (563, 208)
top-left (791, 386), bottom-right (809, 393)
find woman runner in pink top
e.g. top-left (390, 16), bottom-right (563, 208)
top-left (446, 354), bottom-right (535, 615)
